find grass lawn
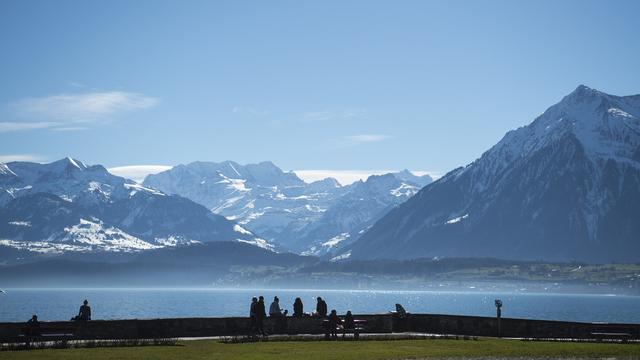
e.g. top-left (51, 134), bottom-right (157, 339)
top-left (1, 338), bottom-right (638, 360)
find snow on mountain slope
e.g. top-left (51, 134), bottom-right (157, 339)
top-left (461, 85), bottom-right (640, 194)
top-left (0, 158), bottom-right (128, 205)
top-left (61, 218), bottom-right (160, 250)
top-left (144, 161), bottom-right (432, 253)
top-left (297, 172), bottom-right (430, 256)
top-left (0, 158), bottom-right (274, 253)
top-left (347, 85), bottom-right (640, 262)
top-left (144, 161), bottom-right (347, 249)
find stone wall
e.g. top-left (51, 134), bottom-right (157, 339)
top-left (0, 313), bottom-right (638, 343)
top-left (402, 313), bottom-right (640, 339)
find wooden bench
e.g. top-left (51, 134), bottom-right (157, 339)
top-left (323, 319), bottom-right (367, 340)
top-left (19, 324), bottom-right (75, 348)
top-left (342, 320), bottom-right (367, 340)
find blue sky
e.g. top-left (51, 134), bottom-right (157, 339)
top-left (1, 0), bottom-right (639, 183)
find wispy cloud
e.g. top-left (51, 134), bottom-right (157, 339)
top-left (0, 154), bottom-right (45, 163)
top-left (301, 111), bottom-right (335, 122)
top-left (294, 170), bottom-right (386, 185)
top-left (0, 121), bottom-right (61, 133)
top-left (13, 91), bottom-right (158, 120)
top-left (108, 165), bottom-right (173, 183)
top-left (294, 169), bottom-right (440, 185)
top-left (68, 81), bottom-right (86, 88)
top-left (0, 91), bottom-right (159, 132)
top-left (300, 109), bottom-right (364, 123)
top-left (50, 126), bottom-right (88, 132)
top-left (345, 134), bottom-right (391, 143)
top-left (232, 106), bottom-right (270, 116)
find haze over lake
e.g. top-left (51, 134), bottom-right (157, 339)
top-left (2, 288), bottom-right (639, 324)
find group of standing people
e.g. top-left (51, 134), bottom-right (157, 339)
top-left (248, 295), bottom-right (296, 335)
top-left (248, 295), bottom-right (352, 337)
top-left (249, 296), bottom-right (268, 335)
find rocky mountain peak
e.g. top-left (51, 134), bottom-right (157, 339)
top-left (345, 86), bottom-right (640, 263)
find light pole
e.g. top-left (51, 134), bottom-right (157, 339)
top-left (495, 299), bottom-right (502, 338)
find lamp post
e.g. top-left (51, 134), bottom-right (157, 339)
top-left (495, 299), bottom-right (503, 338)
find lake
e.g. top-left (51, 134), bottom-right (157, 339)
top-left (1, 288), bottom-right (639, 323)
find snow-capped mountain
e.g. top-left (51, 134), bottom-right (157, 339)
top-left (298, 173), bottom-right (431, 258)
top-left (346, 85), bottom-right (640, 262)
top-left (143, 161), bottom-right (432, 253)
top-left (0, 158), bottom-right (272, 253)
top-left (144, 161), bottom-right (347, 249)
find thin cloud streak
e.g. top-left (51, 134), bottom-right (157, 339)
top-left (106, 165), bottom-right (441, 185)
top-left (0, 121), bottom-right (61, 132)
top-left (300, 109), bottom-right (364, 123)
top-left (231, 106), bottom-right (270, 116)
top-left (13, 91), bottom-right (159, 121)
top-left (0, 91), bottom-right (159, 132)
top-left (50, 127), bottom-right (88, 132)
top-left (334, 134), bottom-right (393, 147)
top-left (345, 134), bottom-right (391, 143)
top-left (294, 169), bottom-right (440, 185)
top-left (108, 165), bottom-right (173, 183)
top-left (0, 154), bottom-right (45, 163)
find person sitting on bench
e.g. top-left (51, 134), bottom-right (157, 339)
top-left (269, 296), bottom-right (288, 317)
top-left (344, 311), bottom-right (354, 329)
top-left (25, 315), bottom-right (41, 337)
top-left (73, 299), bottom-right (91, 321)
top-left (293, 297), bottom-right (304, 317)
top-left (327, 309), bottom-right (340, 339)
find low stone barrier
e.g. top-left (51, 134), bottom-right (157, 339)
top-left (402, 313), bottom-right (640, 339)
top-left (0, 313), bottom-right (637, 343)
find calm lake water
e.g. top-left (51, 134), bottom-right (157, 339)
top-left (1, 288), bottom-right (639, 323)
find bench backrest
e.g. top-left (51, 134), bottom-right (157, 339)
top-left (22, 325), bottom-right (75, 334)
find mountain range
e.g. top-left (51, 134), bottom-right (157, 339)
top-left (2, 85), bottom-right (638, 269)
top-left (0, 158), bottom-right (272, 257)
top-left (0, 156), bottom-right (431, 263)
top-left (144, 162), bottom-right (432, 256)
top-left (345, 85), bottom-right (640, 263)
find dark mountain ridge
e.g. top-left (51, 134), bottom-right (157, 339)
top-left (346, 86), bottom-right (640, 263)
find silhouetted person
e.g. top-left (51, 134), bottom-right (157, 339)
top-left (344, 310), bottom-right (355, 330)
top-left (77, 299), bottom-right (91, 321)
top-left (269, 296), bottom-right (287, 317)
top-left (327, 309), bottom-right (340, 339)
top-left (25, 315), bottom-right (40, 337)
top-left (249, 297), bottom-right (258, 334)
top-left (24, 314), bottom-right (40, 348)
top-left (293, 297), bottom-right (304, 317)
top-left (269, 296), bottom-right (289, 334)
top-left (256, 296), bottom-right (267, 336)
top-left (315, 297), bottom-right (327, 317)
